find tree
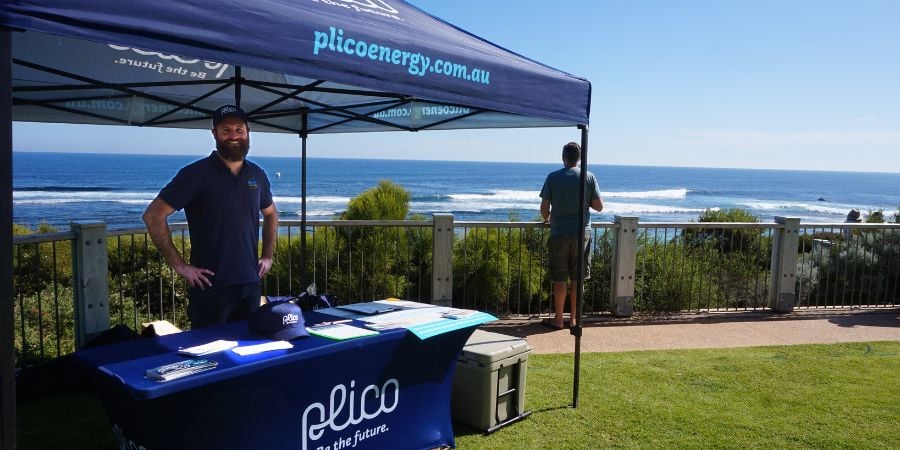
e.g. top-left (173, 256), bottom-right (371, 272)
top-left (679, 209), bottom-right (771, 309)
top-left (334, 180), bottom-right (413, 299)
top-left (341, 179), bottom-right (410, 221)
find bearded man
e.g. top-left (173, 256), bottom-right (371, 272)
top-left (143, 105), bottom-right (279, 329)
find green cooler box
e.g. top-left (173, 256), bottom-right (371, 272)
top-left (451, 329), bottom-right (532, 433)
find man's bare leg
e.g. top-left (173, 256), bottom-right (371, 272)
top-left (551, 280), bottom-right (568, 329)
top-left (568, 283), bottom-right (579, 327)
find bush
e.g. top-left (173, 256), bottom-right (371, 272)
top-left (13, 223), bottom-right (77, 364)
top-left (583, 229), bottom-right (613, 314)
top-left (333, 180), bottom-right (414, 299)
top-left (674, 209), bottom-right (771, 310)
top-left (801, 229), bottom-right (900, 306)
top-left (634, 235), bottom-right (722, 313)
top-left (685, 208), bottom-right (764, 256)
top-left (866, 209), bottom-right (885, 223)
top-left (106, 233), bottom-right (189, 329)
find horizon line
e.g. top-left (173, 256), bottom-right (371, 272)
top-left (11, 149), bottom-right (900, 176)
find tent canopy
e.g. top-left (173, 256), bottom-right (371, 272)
top-left (0, 2), bottom-right (595, 428)
top-left (2, 0), bottom-right (590, 134)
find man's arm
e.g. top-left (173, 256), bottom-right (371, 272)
top-left (258, 203), bottom-right (279, 278)
top-left (591, 197), bottom-right (603, 213)
top-left (540, 198), bottom-right (551, 223)
top-left (142, 197), bottom-right (214, 288)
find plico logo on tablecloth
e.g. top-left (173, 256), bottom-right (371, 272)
top-left (301, 379), bottom-right (400, 450)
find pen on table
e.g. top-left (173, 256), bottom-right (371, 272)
top-left (314, 319), bottom-right (352, 327)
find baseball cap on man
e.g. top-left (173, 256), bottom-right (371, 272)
top-left (248, 300), bottom-right (309, 340)
top-left (212, 104), bottom-right (249, 127)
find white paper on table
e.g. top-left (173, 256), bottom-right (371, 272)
top-left (178, 339), bottom-right (239, 356)
top-left (360, 307), bottom-right (444, 325)
top-left (231, 341), bottom-right (293, 356)
top-left (359, 308), bottom-right (455, 331)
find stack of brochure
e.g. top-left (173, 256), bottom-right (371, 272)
top-left (177, 340), bottom-right (238, 356)
top-left (145, 359), bottom-right (218, 382)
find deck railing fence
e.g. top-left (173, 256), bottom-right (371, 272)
top-left (12, 216), bottom-right (899, 367)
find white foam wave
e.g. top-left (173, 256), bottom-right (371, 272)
top-left (444, 188), bottom-right (689, 203)
top-left (289, 208), bottom-right (344, 217)
top-left (603, 202), bottom-right (713, 215)
top-left (447, 190), bottom-right (541, 202)
top-left (274, 195), bottom-right (351, 204)
top-left (737, 201), bottom-right (851, 215)
top-left (13, 190), bottom-right (155, 204)
top-left (413, 201), bottom-right (540, 214)
top-left (603, 188), bottom-right (689, 199)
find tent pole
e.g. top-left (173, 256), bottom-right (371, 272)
top-left (234, 66), bottom-right (242, 108)
top-left (300, 110), bottom-right (309, 288)
top-left (572, 124), bottom-right (589, 408)
top-left (1, 28), bottom-right (17, 449)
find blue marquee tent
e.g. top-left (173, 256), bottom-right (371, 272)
top-left (0, 1), bottom-right (594, 445)
top-left (2, 0), bottom-right (589, 131)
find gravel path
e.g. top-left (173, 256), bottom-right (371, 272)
top-left (478, 309), bottom-right (900, 354)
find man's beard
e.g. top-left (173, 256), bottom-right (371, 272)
top-left (216, 137), bottom-right (250, 162)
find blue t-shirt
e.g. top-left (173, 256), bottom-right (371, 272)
top-left (539, 167), bottom-right (601, 236)
top-left (158, 151), bottom-right (273, 287)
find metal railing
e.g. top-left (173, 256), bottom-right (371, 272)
top-left (107, 224), bottom-right (190, 336)
top-left (633, 222), bottom-right (775, 313)
top-left (12, 230), bottom-right (76, 365)
top-left (265, 220), bottom-right (434, 303)
top-left (12, 217), bottom-right (899, 367)
top-left (796, 224), bottom-right (900, 308)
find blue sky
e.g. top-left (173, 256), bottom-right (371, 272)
top-left (12, 0), bottom-right (900, 172)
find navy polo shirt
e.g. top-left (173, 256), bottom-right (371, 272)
top-left (158, 151), bottom-right (273, 287)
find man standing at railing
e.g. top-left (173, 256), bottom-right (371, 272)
top-left (539, 142), bottom-right (603, 330)
top-left (143, 105), bottom-right (279, 329)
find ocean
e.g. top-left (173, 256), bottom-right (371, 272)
top-left (11, 151), bottom-right (900, 231)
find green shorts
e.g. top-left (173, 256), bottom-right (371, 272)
top-left (548, 232), bottom-right (592, 282)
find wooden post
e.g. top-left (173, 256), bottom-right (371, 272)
top-left (610, 216), bottom-right (638, 317)
top-left (769, 217), bottom-right (800, 312)
top-left (71, 221), bottom-right (110, 348)
top-left (431, 214), bottom-right (454, 306)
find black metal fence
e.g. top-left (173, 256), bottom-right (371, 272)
top-left (12, 219), bottom-right (899, 368)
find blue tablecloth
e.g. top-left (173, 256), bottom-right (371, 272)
top-left (72, 310), bottom-right (478, 450)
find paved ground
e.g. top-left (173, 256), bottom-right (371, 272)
top-left (478, 308), bottom-right (900, 354)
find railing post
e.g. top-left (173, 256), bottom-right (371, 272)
top-left (769, 217), bottom-right (800, 313)
top-left (71, 221), bottom-right (110, 348)
top-left (432, 214), bottom-right (454, 306)
top-left (610, 216), bottom-right (638, 317)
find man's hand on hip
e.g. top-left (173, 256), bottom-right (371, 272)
top-left (175, 264), bottom-right (215, 289)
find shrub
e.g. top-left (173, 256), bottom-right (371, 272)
top-left (866, 209), bottom-right (885, 224)
top-left (634, 235), bottom-right (723, 313)
top-left (107, 233), bottom-right (190, 329)
top-left (332, 180), bottom-right (413, 299)
top-left (801, 229), bottom-right (900, 306)
top-left (675, 209), bottom-right (771, 310)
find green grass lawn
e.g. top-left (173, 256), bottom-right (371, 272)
top-left (18, 341), bottom-right (900, 449)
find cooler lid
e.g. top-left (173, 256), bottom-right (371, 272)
top-left (459, 330), bottom-right (531, 366)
